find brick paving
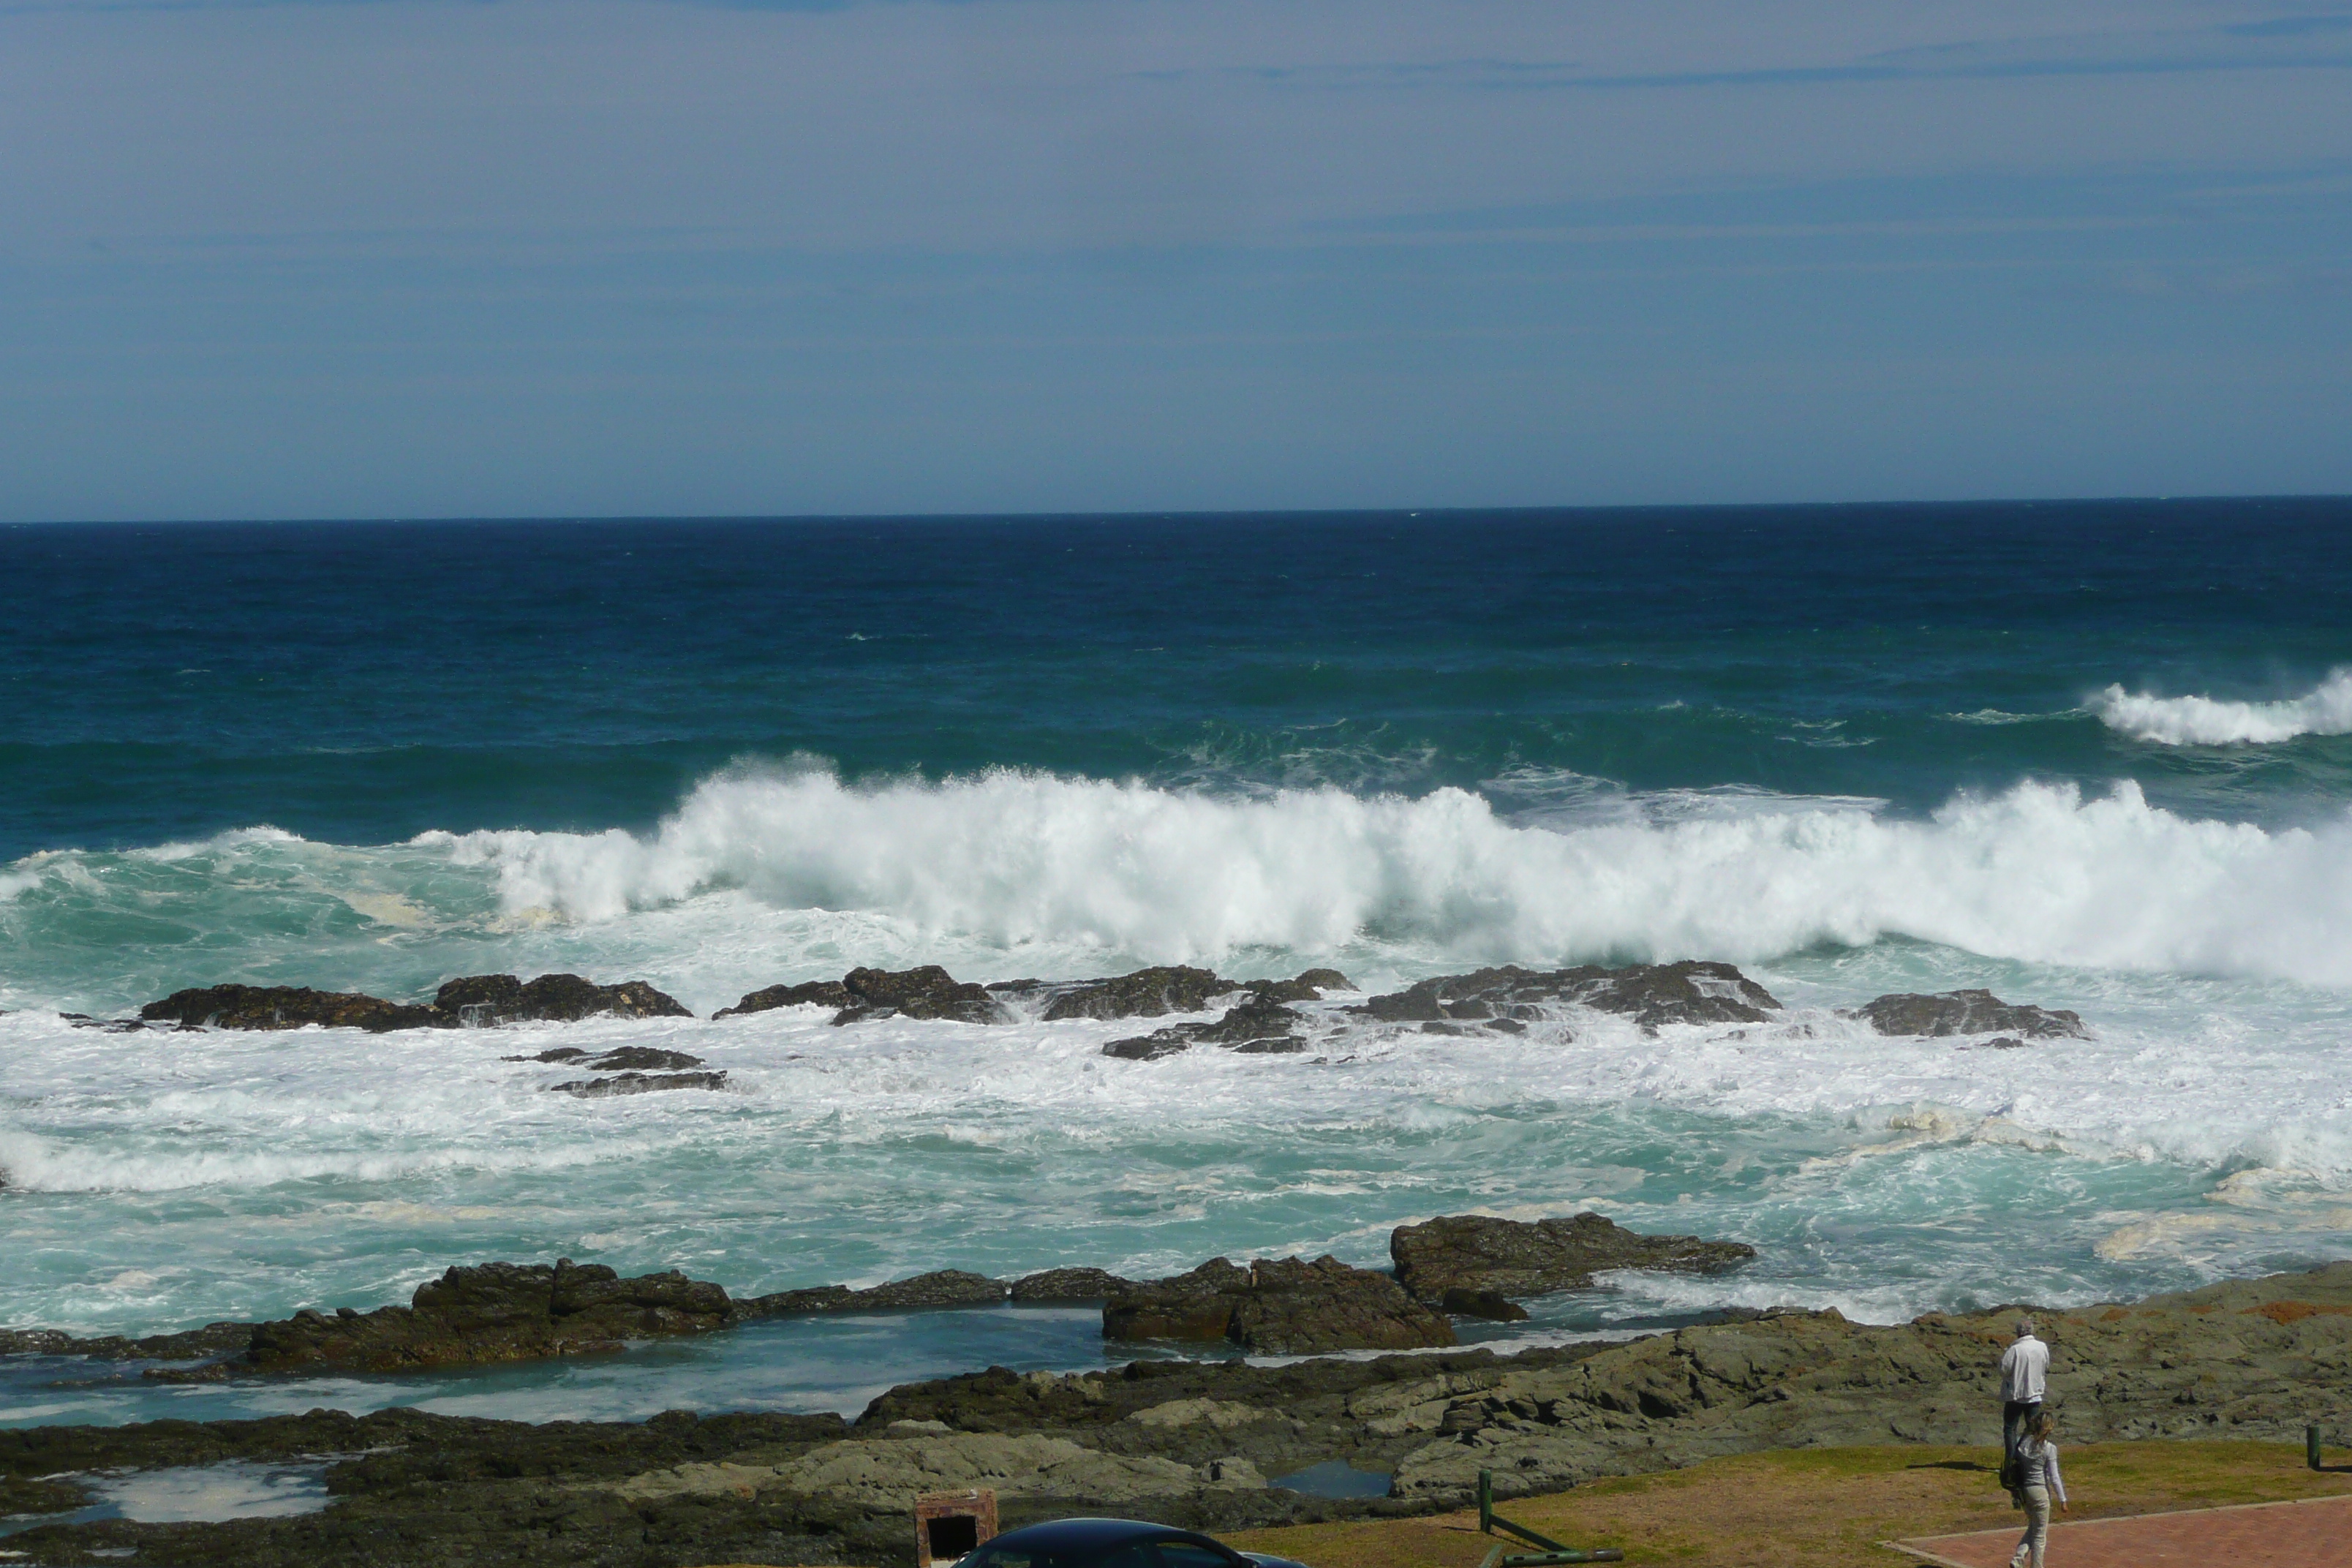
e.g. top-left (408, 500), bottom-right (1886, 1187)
top-left (1889, 1492), bottom-right (2352, 1567)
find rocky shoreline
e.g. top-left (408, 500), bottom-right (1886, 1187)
top-left (3, 1213), bottom-right (1755, 1375)
top-left (2, 1262), bottom-right (2345, 1567)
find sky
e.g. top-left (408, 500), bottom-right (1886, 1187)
top-left (2, 0), bottom-right (2349, 520)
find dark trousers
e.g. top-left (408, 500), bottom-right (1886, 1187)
top-left (2002, 1400), bottom-right (2040, 1488)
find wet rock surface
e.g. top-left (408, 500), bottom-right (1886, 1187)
top-left (135, 985), bottom-right (443, 1033)
top-left (551, 1069), bottom-right (728, 1098)
top-left (1009, 1267), bottom-right (1142, 1303)
top-left (1855, 988), bottom-right (2089, 1039)
top-left (1103, 997), bottom-right (1308, 1060)
top-left (1353, 961), bottom-right (1781, 1033)
top-left (998, 966), bottom-right (1352, 1022)
top-left (1390, 1213), bottom-right (1757, 1305)
top-left (742, 1270), bottom-right (1012, 1317)
top-left (0, 1320), bottom-right (256, 1361)
top-left (431, 973), bottom-right (694, 1024)
top-left (135, 973), bottom-right (693, 1033)
top-left (719, 966), bottom-right (1006, 1025)
top-left (714, 978), bottom-right (856, 1018)
top-left (1104, 1256), bottom-right (1458, 1354)
top-left (235, 1261), bottom-right (736, 1374)
top-left (7, 1265), bottom-right (2350, 1565)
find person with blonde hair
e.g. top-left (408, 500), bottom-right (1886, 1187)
top-left (2008, 1407), bottom-right (2070, 1568)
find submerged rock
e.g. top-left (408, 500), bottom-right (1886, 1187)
top-left (1390, 1213), bottom-right (1756, 1306)
top-left (241, 1260), bottom-right (736, 1374)
top-left (1855, 989), bottom-right (2087, 1039)
top-left (137, 973), bottom-right (693, 1033)
top-left (551, 1070), bottom-right (728, 1098)
top-left (1104, 1255), bottom-right (1457, 1355)
top-left (1356, 961), bottom-right (1779, 1032)
top-left (1103, 997), bottom-right (1306, 1060)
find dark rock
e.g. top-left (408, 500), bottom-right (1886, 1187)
top-left (743, 1270), bottom-right (1010, 1317)
top-left (1390, 1212), bottom-right (1756, 1305)
top-left (834, 965), bottom-right (1008, 1025)
top-left (551, 1070), bottom-right (727, 1098)
top-left (241, 1260), bottom-right (735, 1373)
top-left (993, 965), bottom-right (1350, 1022)
top-left (1439, 1288), bottom-right (1529, 1322)
top-left (137, 973), bottom-right (693, 1033)
top-left (1102, 996), bottom-right (1305, 1060)
top-left (581, 1046), bottom-right (704, 1071)
top-left (64, 1012), bottom-right (203, 1033)
top-left (714, 979), bottom-right (856, 1018)
top-left (1105, 1256), bottom-right (1458, 1355)
top-left (505, 1046), bottom-right (590, 1062)
top-left (1243, 968), bottom-right (1353, 1003)
top-left (1036, 965), bottom-right (1232, 1021)
top-left (0, 1319), bottom-right (256, 1361)
top-left (1982, 1036), bottom-right (2028, 1049)
top-left (1010, 1267), bottom-right (1142, 1303)
top-left (1357, 961), bottom-right (1779, 1033)
top-left (432, 973), bottom-right (693, 1024)
top-left (1855, 989), bottom-right (2087, 1039)
top-left (137, 985), bottom-right (441, 1033)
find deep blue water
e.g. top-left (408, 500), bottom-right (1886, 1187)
top-left (5, 498), bottom-right (2348, 861)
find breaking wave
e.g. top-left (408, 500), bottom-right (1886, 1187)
top-left (421, 766), bottom-right (2352, 987)
top-left (2095, 668), bottom-right (2352, 746)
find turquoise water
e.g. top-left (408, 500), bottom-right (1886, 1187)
top-left (3, 502), bottom-right (2351, 1427)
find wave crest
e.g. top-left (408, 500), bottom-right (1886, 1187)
top-left (421, 768), bottom-right (2352, 985)
top-left (2095, 668), bottom-right (2352, 746)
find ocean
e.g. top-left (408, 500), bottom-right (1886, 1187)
top-left (4, 500), bottom-right (2350, 1428)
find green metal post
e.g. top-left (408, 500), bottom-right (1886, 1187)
top-left (2310, 1425), bottom-right (2323, 1471)
top-left (1478, 1469), bottom-right (1494, 1534)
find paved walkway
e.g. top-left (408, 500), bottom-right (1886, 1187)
top-left (1889, 1492), bottom-right (2352, 1567)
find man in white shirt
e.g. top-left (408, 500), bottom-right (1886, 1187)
top-left (1998, 1317), bottom-right (2050, 1490)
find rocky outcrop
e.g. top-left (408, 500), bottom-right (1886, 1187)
top-left (137, 973), bottom-right (693, 1033)
top-left (1354, 962), bottom-right (1780, 1033)
top-left (430, 973), bottom-right (693, 1024)
top-left (1104, 1256), bottom-right (1457, 1355)
top-left (1855, 989), bottom-right (2088, 1039)
top-left (515, 1046), bottom-right (705, 1070)
top-left (1103, 997), bottom-right (1307, 1060)
top-left (1386, 1260), bottom-right (2352, 1501)
top-left (993, 966), bottom-right (1353, 1022)
top-left (0, 1319), bottom-right (256, 1361)
top-left (1010, 1267), bottom-right (1142, 1303)
top-left (240, 1260), bottom-right (734, 1373)
top-left (1390, 1213), bottom-right (1756, 1311)
top-left (742, 1270), bottom-right (1011, 1316)
top-left (136, 985), bottom-right (442, 1032)
top-left (713, 978), bottom-right (856, 1018)
top-left (717, 967), bottom-right (1005, 1025)
top-left (551, 1070), bottom-right (728, 1098)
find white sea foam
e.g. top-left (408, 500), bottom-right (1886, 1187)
top-left (2094, 668), bottom-right (2352, 745)
top-left (417, 769), bottom-right (2352, 987)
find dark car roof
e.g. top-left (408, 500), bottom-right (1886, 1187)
top-left (979, 1519), bottom-right (1238, 1558)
